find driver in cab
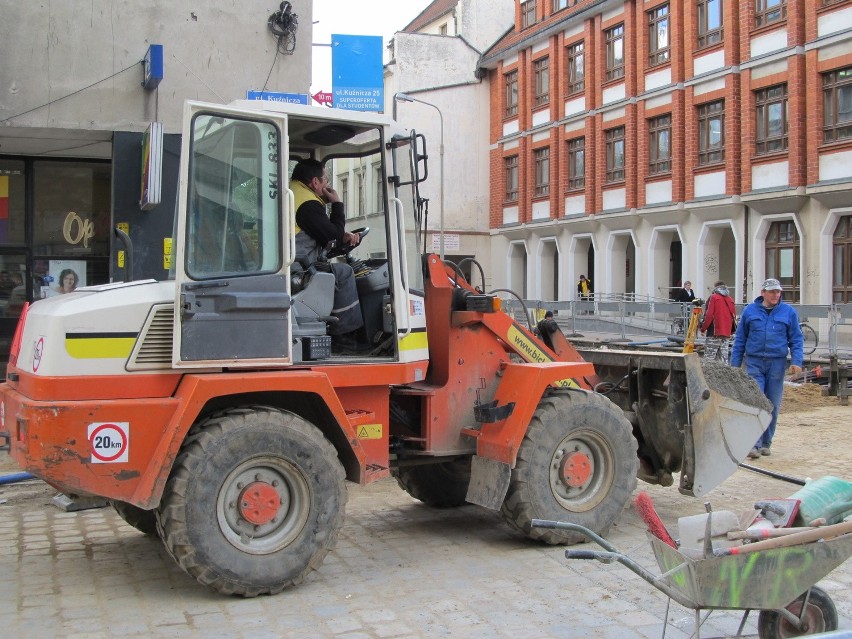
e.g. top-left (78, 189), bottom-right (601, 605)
top-left (290, 158), bottom-right (365, 353)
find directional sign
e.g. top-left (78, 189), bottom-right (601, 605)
top-left (246, 91), bottom-right (309, 104)
top-left (312, 91), bottom-right (333, 106)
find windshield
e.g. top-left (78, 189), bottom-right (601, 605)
top-left (185, 114), bottom-right (282, 279)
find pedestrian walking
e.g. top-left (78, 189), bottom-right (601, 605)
top-left (730, 278), bottom-right (803, 459)
top-left (700, 280), bottom-right (736, 363)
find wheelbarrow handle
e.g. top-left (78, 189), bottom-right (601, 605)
top-left (531, 519), bottom-right (619, 553)
top-left (565, 549), bottom-right (618, 564)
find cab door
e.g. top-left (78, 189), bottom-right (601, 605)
top-left (173, 102), bottom-right (292, 367)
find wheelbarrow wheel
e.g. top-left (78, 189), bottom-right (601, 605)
top-left (757, 586), bottom-right (838, 638)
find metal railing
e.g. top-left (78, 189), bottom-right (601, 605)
top-left (504, 298), bottom-right (852, 361)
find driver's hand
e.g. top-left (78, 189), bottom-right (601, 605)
top-left (343, 231), bottom-right (360, 246)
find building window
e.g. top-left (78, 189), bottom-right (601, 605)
top-left (766, 220), bottom-right (799, 303)
top-left (553, 0), bottom-right (577, 11)
top-left (566, 42), bottom-right (585, 96)
top-left (755, 84), bottom-right (788, 155)
top-left (534, 148), bottom-right (550, 197)
top-left (605, 24), bottom-right (625, 82)
top-left (505, 156), bottom-right (519, 202)
top-left (833, 216), bottom-right (852, 303)
top-left (357, 169), bottom-right (366, 216)
top-left (605, 127), bottom-right (625, 183)
top-left (822, 0), bottom-right (845, 5)
top-left (522, 0), bottom-right (536, 29)
top-left (373, 163), bottom-right (383, 213)
top-left (534, 57), bottom-right (550, 107)
top-left (754, 0), bottom-right (786, 28)
top-left (823, 67), bottom-right (852, 143)
top-left (567, 138), bottom-right (585, 190)
top-left (505, 70), bottom-right (519, 117)
top-left (439, 23), bottom-right (448, 35)
top-left (648, 114), bottom-right (672, 175)
top-left (697, 0), bottom-right (723, 48)
top-left (698, 100), bottom-right (725, 165)
top-left (648, 4), bottom-right (670, 67)
top-left (338, 175), bottom-right (349, 211)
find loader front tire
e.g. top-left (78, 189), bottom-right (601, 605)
top-left (156, 406), bottom-right (346, 596)
top-left (501, 390), bottom-right (639, 545)
top-left (393, 457), bottom-right (471, 508)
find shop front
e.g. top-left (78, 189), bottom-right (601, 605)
top-left (0, 158), bottom-right (112, 367)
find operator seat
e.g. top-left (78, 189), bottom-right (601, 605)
top-left (289, 258), bottom-right (335, 339)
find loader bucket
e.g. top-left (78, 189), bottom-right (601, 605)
top-left (573, 348), bottom-right (771, 498)
top-left (680, 355), bottom-right (771, 497)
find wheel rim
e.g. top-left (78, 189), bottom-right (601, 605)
top-left (549, 429), bottom-right (615, 512)
top-left (776, 598), bottom-right (828, 637)
top-left (216, 456), bottom-right (311, 555)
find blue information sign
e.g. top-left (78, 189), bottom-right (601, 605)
top-left (246, 91), bottom-right (309, 104)
top-left (331, 34), bottom-right (383, 112)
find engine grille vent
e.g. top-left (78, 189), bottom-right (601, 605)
top-left (128, 304), bottom-right (174, 369)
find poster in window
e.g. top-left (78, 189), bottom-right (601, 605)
top-left (42, 260), bottom-right (87, 298)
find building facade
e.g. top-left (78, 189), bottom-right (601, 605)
top-left (480, 0), bottom-right (852, 305)
top-left (382, 0), bottom-right (514, 279)
top-left (0, 1), bottom-right (312, 363)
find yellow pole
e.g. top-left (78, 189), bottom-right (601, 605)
top-left (682, 305), bottom-right (702, 354)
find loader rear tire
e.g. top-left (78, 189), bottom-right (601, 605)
top-left (501, 390), bottom-right (639, 545)
top-left (111, 500), bottom-right (158, 536)
top-left (156, 406), bottom-right (346, 597)
top-left (394, 457), bottom-right (471, 508)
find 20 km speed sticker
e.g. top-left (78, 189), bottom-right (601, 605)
top-left (88, 422), bottom-right (129, 463)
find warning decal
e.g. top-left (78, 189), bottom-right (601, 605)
top-left (357, 424), bottom-right (383, 440)
top-left (88, 422), bottom-right (129, 463)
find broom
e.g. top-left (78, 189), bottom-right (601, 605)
top-left (634, 492), bottom-right (677, 548)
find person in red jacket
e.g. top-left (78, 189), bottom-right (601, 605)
top-left (701, 280), bottom-right (737, 363)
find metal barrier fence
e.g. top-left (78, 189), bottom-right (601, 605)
top-left (503, 298), bottom-right (852, 362)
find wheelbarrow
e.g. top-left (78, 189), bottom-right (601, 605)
top-left (532, 518), bottom-right (852, 639)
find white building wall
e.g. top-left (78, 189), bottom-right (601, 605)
top-left (0, 1), bottom-right (311, 144)
top-left (385, 3), bottom-right (513, 269)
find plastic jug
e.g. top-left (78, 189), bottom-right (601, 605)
top-left (790, 476), bottom-right (852, 526)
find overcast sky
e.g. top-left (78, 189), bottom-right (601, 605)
top-left (309, 0), bottom-right (432, 96)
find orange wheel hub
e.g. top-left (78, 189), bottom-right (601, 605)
top-left (561, 451), bottom-right (592, 488)
top-left (238, 482), bottom-right (282, 525)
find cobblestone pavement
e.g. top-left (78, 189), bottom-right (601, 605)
top-left (1, 405), bottom-right (851, 639)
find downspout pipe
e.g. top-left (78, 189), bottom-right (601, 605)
top-left (743, 206), bottom-right (750, 304)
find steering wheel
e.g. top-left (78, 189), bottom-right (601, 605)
top-left (326, 226), bottom-right (369, 259)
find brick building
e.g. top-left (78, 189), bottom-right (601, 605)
top-left (479, 0), bottom-right (852, 305)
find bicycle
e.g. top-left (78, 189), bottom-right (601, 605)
top-left (800, 321), bottom-right (818, 356)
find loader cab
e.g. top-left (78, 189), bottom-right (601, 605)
top-left (172, 100), bottom-right (428, 368)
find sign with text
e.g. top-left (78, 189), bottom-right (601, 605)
top-left (246, 91), bottom-right (309, 104)
top-left (331, 34), bottom-right (383, 112)
top-left (312, 91), bottom-right (332, 106)
top-left (140, 122), bottom-right (163, 211)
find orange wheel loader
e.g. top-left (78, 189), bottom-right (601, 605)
top-left (0, 100), bottom-right (770, 596)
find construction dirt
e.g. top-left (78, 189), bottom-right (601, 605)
top-left (702, 361), bottom-right (775, 412)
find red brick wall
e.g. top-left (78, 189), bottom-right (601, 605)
top-left (487, 0), bottom-right (852, 230)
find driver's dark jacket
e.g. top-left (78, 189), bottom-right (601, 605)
top-left (291, 180), bottom-right (346, 264)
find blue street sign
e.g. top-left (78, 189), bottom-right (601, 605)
top-left (331, 34), bottom-right (383, 112)
top-left (246, 91), bottom-right (309, 104)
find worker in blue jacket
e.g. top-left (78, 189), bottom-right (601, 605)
top-left (730, 278), bottom-right (803, 459)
